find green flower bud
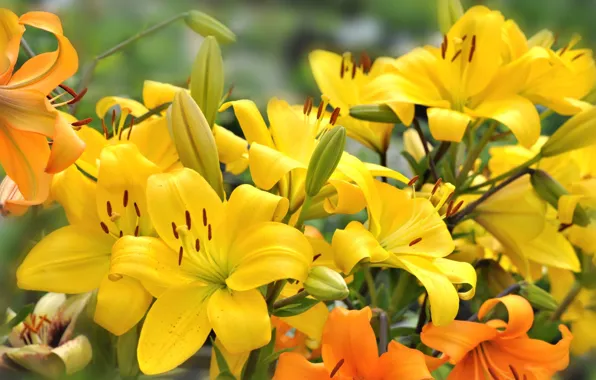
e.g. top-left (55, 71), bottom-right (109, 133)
top-left (190, 36), bottom-right (224, 129)
top-left (541, 106), bottom-right (596, 157)
top-left (305, 126), bottom-right (346, 197)
top-left (184, 11), bottom-right (236, 44)
top-left (168, 91), bottom-right (225, 200)
top-left (303, 266), bottom-right (349, 301)
top-left (349, 104), bottom-right (401, 123)
top-left (530, 170), bottom-right (590, 226)
top-left (117, 325), bottom-right (140, 378)
top-left (521, 283), bottom-right (558, 312)
top-left (437, 0), bottom-right (464, 35)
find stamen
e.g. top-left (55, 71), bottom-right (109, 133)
top-left (340, 57), bottom-right (345, 78)
top-left (59, 84), bottom-right (77, 97)
top-left (119, 230), bottom-right (123, 237)
top-left (571, 52), bottom-right (586, 61)
top-left (303, 96), bottom-right (311, 115)
top-left (127, 117), bottom-right (135, 140)
top-left (100, 222), bottom-right (109, 234)
top-left (487, 366), bottom-right (500, 380)
top-left (297, 287), bottom-right (305, 293)
top-left (509, 365), bottom-right (521, 380)
top-left (185, 210), bottom-right (192, 229)
top-left (108, 273), bottom-right (123, 281)
top-left (312, 253), bottom-right (322, 262)
top-left (451, 49), bottom-right (462, 62)
top-left (203, 208), bottom-right (208, 226)
top-left (446, 200), bottom-right (455, 216)
top-left (409, 237), bottom-right (422, 246)
top-left (450, 200), bottom-right (464, 215)
top-left (329, 358), bottom-right (345, 378)
top-left (468, 35), bottom-right (477, 62)
top-left (178, 247), bottom-right (183, 265)
top-left (441, 35), bottom-right (448, 59)
top-left (360, 51), bottom-right (372, 74)
top-left (316, 100), bottom-right (325, 120)
top-left (195, 238), bottom-right (200, 251)
top-left (461, 34), bottom-right (468, 42)
top-left (208, 224), bottom-right (212, 241)
top-left (71, 118), bottom-right (93, 127)
top-left (134, 225), bottom-right (139, 237)
top-left (66, 88), bottom-right (88, 105)
top-left (134, 202), bottom-right (141, 217)
top-left (106, 201), bottom-right (113, 217)
top-left (101, 119), bottom-right (109, 139)
top-left (172, 222), bottom-right (179, 239)
top-left (110, 212), bottom-right (121, 222)
top-left (431, 178), bottom-right (443, 196)
top-left (111, 109), bottom-right (116, 128)
top-left (351, 59), bottom-right (357, 79)
top-left (123, 190), bottom-right (129, 207)
top-left (407, 175), bottom-right (419, 187)
top-left (329, 107), bottom-right (341, 125)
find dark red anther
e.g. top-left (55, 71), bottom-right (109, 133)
top-left (195, 238), bottom-right (200, 251)
top-left (330, 358), bottom-right (345, 378)
top-left (451, 49), bottom-right (462, 62)
top-left (134, 202), bottom-right (141, 217)
top-left (509, 365), bottom-right (521, 380)
top-left (431, 178), bottom-right (443, 196)
top-left (123, 190), bottom-right (129, 207)
top-left (106, 201), bottom-right (112, 217)
top-left (461, 34), bottom-right (468, 42)
top-left (329, 107), bottom-right (341, 125)
top-left (303, 97), bottom-right (310, 115)
top-left (66, 87), bottom-right (88, 105)
top-left (208, 224), bottom-right (212, 241)
top-left (360, 51), bottom-right (372, 74)
top-left (409, 237), bottom-right (422, 246)
top-left (451, 200), bottom-right (464, 215)
top-left (441, 35), bottom-right (448, 59)
top-left (351, 61), bottom-right (357, 79)
top-left (119, 230), bottom-right (123, 237)
top-left (178, 247), bottom-right (183, 265)
top-left (118, 125), bottom-right (124, 140)
top-left (111, 109), bottom-right (116, 127)
top-left (203, 208), bottom-right (207, 226)
top-left (101, 119), bottom-right (109, 138)
top-left (185, 210), bottom-right (192, 229)
top-left (127, 117), bottom-right (135, 140)
top-left (407, 175), bottom-right (419, 187)
top-left (316, 100), bottom-right (325, 120)
top-left (134, 225), bottom-right (139, 237)
top-left (468, 35), bottom-right (476, 62)
top-left (340, 57), bottom-right (345, 78)
top-left (446, 200), bottom-right (455, 216)
top-left (312, 253), bottom-right (322, 262)
top-left (572, 52), bottom-right (586, 62)
top-left (71, 117), bottom-right (93, 127)
top-left (100, 221), bottom-right (109, 234)
top-left (59, 84), bottom-right (77, 97)
top-left (172, 222), bottom-right (179, 239)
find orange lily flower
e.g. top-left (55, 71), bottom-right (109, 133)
top-left (421, 295), bottom-right (572, 379)
top-left (274, 307), bottom-right (434, 380)
top-left (0, 9), bottom-right (83, 210)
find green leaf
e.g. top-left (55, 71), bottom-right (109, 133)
top-left (211, 338), bottom-right (231, 375)
top-left (401, 151), bottom-right (424, 177)
top-left (0, 304), bottom-right (34, 337)
top-left (260, 347), bottom-right (294, 366)
top-left (272, 298), bottom-right (319, 317)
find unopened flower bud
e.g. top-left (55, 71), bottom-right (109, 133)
top-left (541, 106), bottom-right (596, 157)
top-left (437, 0), bottom-right (464, 35)
top-left (184, 11), bottom-right (236, 44)
top-left (190, 36), bottom-right (224, 129)
top-left (531, 170), bottom-right (590, 226)
top-left (305, 126), bottom-right (346, 197)
top-left (349, 104), bottom-right (401, 123)
top-left (521, 283), bottom-right (558, 312)
top-left (168, 91), bottom-right (225, 200)
top-left (303, 266), bottom-right (349, 301)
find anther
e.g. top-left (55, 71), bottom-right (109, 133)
top-left (134, 202), bottom-right (141, 217)
top-left (123, 190), bottom-right (129, 207)
top-left (329, 358), bottom-right (345, 378)
top-left (108, 273), bottom-right (123, 281)
top-left (59, 84), bottom-right (77, 97)
top-left (119, 230), bottom-right (123, 237)
top-left (461, 34), bottom-right (468, 42)
top-left (316, 100), bottom-right (325, 120)
top-left (134, 225), bottom-right (139, 237)
top-left (451, 200), bottom-right (464, 215)
top-left (203, 208), bottom-right (207, 226)
top-left (446, 200), bottom-right (454, 216)
top-left (208, 224), bottom-right (212, 241)
top-left (409, 237), bottom-right (422, 246)
top-left (571, 52), bottom-right (586, 62)
top-left (195, 238), bottom-right (200, 251)
top-left (66, 88), bottom-right (88, 105)
top-left (445, 191), bottom-right (454, 204)
top-left (509, 365), bottom-right (521, 380)
top-left (360, 51), bottom-right (372, 74)
top-left (351, 60), bottom-right (357, 79)
top-left (178, 247), bottom-right (183, 266)
top-left (106, 201), bottom-right (113, 217)
top-left (340, 57), bottom-right (345, 78)
top-left (172, 222), bottom-right (179, 239)
top-left (468, 35), bottom-right (476, 62)
top-left (101, 119), bottom-right (109, 139)
top-left (185, 210), bottom-right (192, 229)
top-left (127, 117), bottom-right (135, 140)
top-left (407, 175), bottom-right (419, 187)
top-left (71, 118), bottom-right (93, 127)
top-left (303, 97), bottom-right (310, 115)
top-left (329, 107), bottom-right (341, 125)
top-left (451, 49), bottom-right (462, 62)
top-left (111, 109), bottom-right (116, 127)
top-left (431, 178), bottom-right (443, 196)
top-left (312, 253), bottom-right (322, 262)
top-left (100, 222), bottom-right (109, 234)
top-left (441, 35), bottom-right (448, 59)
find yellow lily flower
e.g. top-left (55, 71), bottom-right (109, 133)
top-left (97, 80), bottom-right (248, 175)
top-left (108, 168), bottom-right (312, 374)
top-left (309, 50), bottom-right (414, 153)
top-left (367, 6), bottom-right (541, 147)
top-left (220, 97), bottom-right (408, 219)
top-left (549, 268), bottom-right (596, 355)
top-left (17, 143), bottom-right (162, 336)
top-left (331, 157), bottom-right (476, 326)
top-left (0, 10), bottom-right (84, 208)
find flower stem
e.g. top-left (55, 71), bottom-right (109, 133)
top-left (415, 293), bottom-right (428, 334)
top-left (363, 265), bottom-right (378, 308)
top-left (20, 38), bottom-right (36, 58)
top-left (272, 290), bottom-right (308, 310)
top-left (456, 121), bottom-right (498, 187)
top-left (466, 154), bottom-right (541, 192)
top-left (373, 308), bottom-right (389, 354)
top-left (379, 151), bottom-right (388, 183)
top-left (388, 270), bottom-right (411, 317)
top-left (294, 195), bottom-right (312, 231)
top-left (413, 118), bottom-right (438, 182)
top-left (549, 281), bottom-right (582, 322)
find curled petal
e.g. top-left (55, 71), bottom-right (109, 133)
top-left (332, 221), bottom-right (389, 274)
top-left (478, 294), bottom-right (534, 339)
top-left (274, 352), bottom-right (329, 380)
top-left (220, 100), bottom-right (274, 147)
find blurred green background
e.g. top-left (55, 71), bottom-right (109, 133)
top-left (1, 0), bottom-right (595, 378)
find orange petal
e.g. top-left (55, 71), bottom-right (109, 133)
top-left (373, 341), bottom-right (434, 380)
top-left (321, 307), bottom-right (378, 378)
top-left (448, 352), bottom-right (485, 380)
top-left (420, 321), bottom-right (497, 363)
top-left (45, 115), bottom-right (85, 173)
top-left (0, 9), bottom-right (25, 83)
top-left (0, 88), bottom-right (57, 137)
top-left (477, 295), bottom-right (534, 339)
top-left (9, 12), bottom-right (78, 94)
top-left (273, 352), bottom-right (330, 380)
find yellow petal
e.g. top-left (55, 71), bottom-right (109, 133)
top-left (213, 124), bottom-right (248, 175)
top-left (309, 50), bottom-right (357, 109)
top-left (363, 162), bottom-right (410, 184)
top-left (570, 314), bottom-right (596, 355)
top-left (51, 165), bottom-right (99, 226)
top-left (471, 95), bottom-right (540, 148)
top-left (390, 255), bottom-right (460, 326)
top-left (45, 115), bottom-right (85, 174)
top-left (127, 117), bottom-right (180, 172)
top-left (427, 107), bottom-right (472, 142)
top-left (97, 143), bottom-right (161, 237)
top-left (17, 226), bottom-right (113, 293)
top-left (268, 98), bottom-right (316, 163)
top-left (520, 223), bottom-right (580, 272)
top-left (432, 257), bottom-right (477, 300)
top-left (337, 115), bottom-right (395, 154)
top-left (280, 301), bottom-right (329, 341)
top-left (558, 194), bottom-right (583, 225)
top-left (208, 288), bottom-right (270, 354)
top-left (110, 236), bottom-right (196, 298)
top-left (320, 179), bottom-right (366, 216)
top-left (94, 275), bottom-right (152, 336)
top-left (219, 100), bottom-right (274, 147)
top-left (96, 96), bottom-right (149, 119)
top-left (248, 142), bottom-right (306, 190)
top-left (225, 222), bottom-right (312, 290)
top-left (146, 168), bottom-right (224, 252)
top-left (209, 338), bottom-right (249, 380)
top-left (143, 80), bottom-right (185, 110)
top-left (331, 221), bottom-right (389, 274)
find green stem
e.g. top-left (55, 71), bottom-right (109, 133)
top-left (550, 281), bottom-right (582, 322)
top-left (379, 151), bottom-right (388, 183)
top-left (363, 265), bottom-right (378, 308)
top-left (294, 195), bottom-right (312, 231)
top-left (71, 13), bottom-right (187, 113)
top-left (273, 290), bottom-right (308, 310)
top-left (388, 271), bottom-right (410, 317)
top-left (456, 122), bottom-right (498, 187)
top-left (466, 154), bottom-right (542, 192)
top-left (413, 118), bottom-right (438, 182)
top-left (20, 38), bottom-right (36, 58)
top-left (133, 102), bottom-right (172, 124)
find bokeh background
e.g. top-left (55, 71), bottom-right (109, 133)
top-left (1, 0), bottom-right (595, 378)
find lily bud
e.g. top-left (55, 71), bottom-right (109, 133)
top-left (520, 283), bottom-right (558, 312)
top-left (305, 126), bottom-right (346, 197)
top-left (349, 104), bottom-right (401, 123)
top-left (184, 11), bottom-right (236, 44)
top-left (530, 170), bottom-right (590, 226)
top-left (437, 0), bottom-right (464, 35)
top-left (190, 36), bottom-right (224, 129)
top-left (303, 266), bottom-right (349, 301)
top-left (541, 106), bottom-right (596, 157)
top-left (168, 91), bottom-right (225, 200)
